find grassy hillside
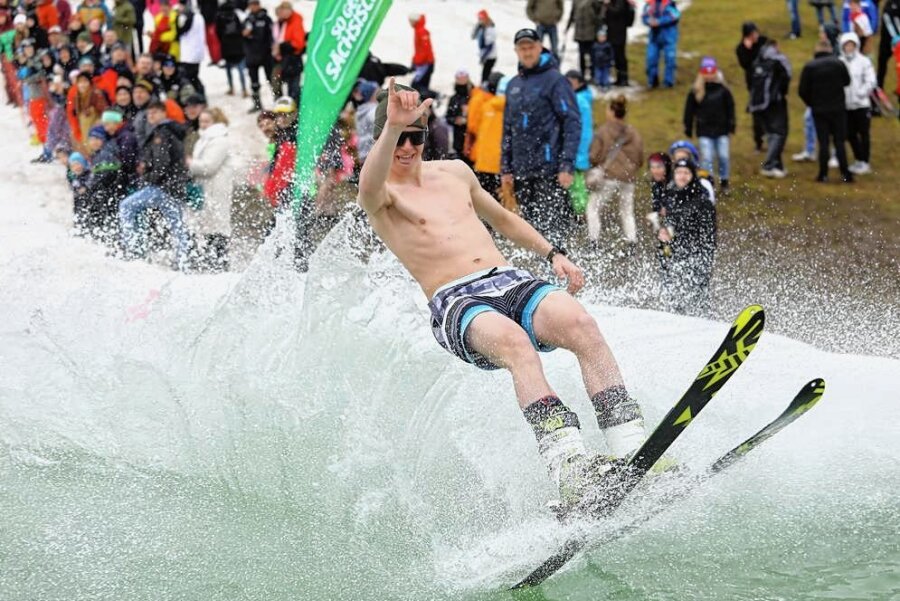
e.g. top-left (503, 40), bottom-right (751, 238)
top-left (608, 0), bottom-right (899, 263)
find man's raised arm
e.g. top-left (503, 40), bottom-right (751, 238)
top-left (357, 78), bottom-right (433, 214)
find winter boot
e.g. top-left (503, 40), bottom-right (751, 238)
top-left (591, 385), bottom-right (646, 459)
top-left (522, 396), bottom-right (589, 506)
top-left (247, 90), bottom-right (262, 114)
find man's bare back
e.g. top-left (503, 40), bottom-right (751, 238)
top-left (366, 160), bottom-right (508, 298)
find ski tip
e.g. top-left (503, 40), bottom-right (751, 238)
top-left (733, 305), bottom-right (765, 332)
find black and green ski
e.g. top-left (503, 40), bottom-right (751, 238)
top-left (530, 379), bottom-right (827, 572)
top-left (510, 305), bottom-right (765, 589)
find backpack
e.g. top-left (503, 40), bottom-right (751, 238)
top-left (748, 57), bottom-right (778, 113)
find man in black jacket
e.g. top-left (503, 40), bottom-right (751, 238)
top-left (798, 40), bottom-right (853, 182)
top-left (735, 22), bottom-right (769, 152)
top-left (242, 0), bottom-right (273, 113)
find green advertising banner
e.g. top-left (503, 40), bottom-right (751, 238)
top-left (293, 0), bottom-right (393, 211)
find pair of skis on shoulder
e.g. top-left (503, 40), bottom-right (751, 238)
top-left (511, 305), bottom-right (826, 589)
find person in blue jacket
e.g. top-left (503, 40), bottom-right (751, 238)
top-left (841, 0), bottom-right (879, 34)
top-left (641, 0), bottom-right (681, 88)
top-left (565, 69), bottom-right (594, 216)
top-left (501, 28), bottom-right (581, 245)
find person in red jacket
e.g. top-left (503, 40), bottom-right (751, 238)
top-left (263, 95), bottom-right (297, 208)
top-left (272, 1), bottom-right (305, 100)
top-left (35, 0), bottom-right (60, 30)
top-left (408, 12), bottom-right (434, 95)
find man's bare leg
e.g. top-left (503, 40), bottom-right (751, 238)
top-left (466, 311), bottom-right (589, 497)
top-left (531, 292), bottom-right (647, 458)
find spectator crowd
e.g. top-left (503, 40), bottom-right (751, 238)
top-left (1, 0), bottom-right (898, 313)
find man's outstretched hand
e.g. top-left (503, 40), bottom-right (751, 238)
top-left (552, 254), bottom-right (585, 295)
top-left (386, 76), bottom-right (433, 129)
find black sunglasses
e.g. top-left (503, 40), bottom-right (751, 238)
top-left (396, 129), bottom-right (428, 147)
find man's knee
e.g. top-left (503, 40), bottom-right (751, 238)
top-left (496, 327), bottom-right (541, 369)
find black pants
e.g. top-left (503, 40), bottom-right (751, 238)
top-left (180, 62), bottom-right (205, 95)
top-left (612, 42), bottom-right (628, 85)
top-left (480, 58), bottom-right (496, 84)
top-left (752, 110), bottom-right (765, 150)
top-left (514, 176), bottom-right (573, 246)
top-left (812, 110), bottom-right (850, 179)
top-left (759, 102), bottom-right (788, 170)
top-left (846, 108), bottom-right (871, 163)
top-left (877, 28), bottom-right (894, 89)
top-left (247, 57), bottom-right (273, 94)
top-left (577, 40), bottom-right (593, 80)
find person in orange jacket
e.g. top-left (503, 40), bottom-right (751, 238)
top-left (472, 72), bottom-right (507, 203)
top-left (272, 1), bottom-right (305, 99)
top-left (408, 12), bottom-right (434, 95)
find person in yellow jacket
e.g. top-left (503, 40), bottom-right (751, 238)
top-left (149, 0), bottom-right (180, 60)
top-left (471, 73), bottom-right (517, 211)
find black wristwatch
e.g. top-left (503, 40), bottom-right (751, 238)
top-left (546, 245), bottom-right (567, 264)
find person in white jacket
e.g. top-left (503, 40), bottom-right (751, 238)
top-left (840, 32), bottom-right (876, 174)
top-left (176, 2), bottom-right (207, 95)
top-left (186, 107), bottom-right (234, 271)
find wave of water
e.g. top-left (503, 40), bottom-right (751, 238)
top-left (1, 214), bottom-right (898, 601)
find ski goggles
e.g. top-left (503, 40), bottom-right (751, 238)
top-left (396, 129), bottom-right (428, 147)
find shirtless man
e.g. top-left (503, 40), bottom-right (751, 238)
top-left (357, 80), bottom-right (647, 507)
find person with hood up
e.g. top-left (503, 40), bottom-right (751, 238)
top-left (501, 28), bottom-right (581, 245)
top-left (472, 9), bottom-right (497, 84)
top-left (185, 106), bottom-right (233, 271)
top-left (657, 157), bottom-right (716, 315)
top-left (353, 78), bottom-right (378, 165)
top-left (565, 69), bottom-right (593, 217)
top-left (748, 39), bottom-right (792, 178)
top-left (118, 100), bottom-right (191, 269)
top-left (839, 32), bottom-right (876, 173)
top-left (586, 95), bottom-right (643, 251)
top-left (682, 56), bottom-right (736, 194)
top-left (641, 0), bottom-right (681, 88)
top-left (408, 12), bottom-right (434, 96)
top-left (798, 39), bottom-right (853, 182)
